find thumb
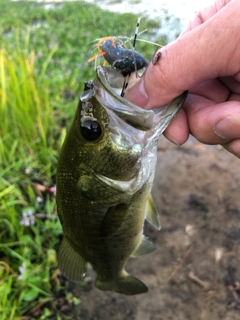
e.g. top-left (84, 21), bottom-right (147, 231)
top-left (125, 29), bottom-right (214, 109)
top-left (125, 0), bottom-right (240, 109)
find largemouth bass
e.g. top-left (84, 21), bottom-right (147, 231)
top-left (56, 66), bottom-right (187, 295)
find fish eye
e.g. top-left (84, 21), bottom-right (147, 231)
top-left (81, 119), bottom-right (102, 141)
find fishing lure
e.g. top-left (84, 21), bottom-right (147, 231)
top-left (88, 18), bottom-right (149, 97)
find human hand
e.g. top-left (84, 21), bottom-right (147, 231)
top-left (125, 0), bottom-right (240, 158)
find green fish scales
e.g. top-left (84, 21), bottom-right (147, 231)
top-left (57, 66), bottom-right (187, 295)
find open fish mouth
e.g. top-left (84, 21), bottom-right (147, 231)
top-left (80, 65), bottom-right (187, 153)
top-left (91, 66), bottom-right (187, 149)
top-left (79, 66), bottom-right (187, 193)
top-left (95, 66), bottom-right (155, 131)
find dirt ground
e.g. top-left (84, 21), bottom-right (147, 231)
top-left (67, 137), bottom-right (240, 320)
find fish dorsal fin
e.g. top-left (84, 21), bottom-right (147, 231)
top-left (58, 237), bottom-right (87, 282)
top-left (131, 236), bottom-right (156, 257)
top-left (146, 195), bottom-right (161, 230)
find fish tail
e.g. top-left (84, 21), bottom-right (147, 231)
top-left (95, 272), bottom-right (148, 295)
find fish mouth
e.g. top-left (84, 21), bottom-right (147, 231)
top-left (79, 67), bottom-right (187, 193)
top-left (80, 66), bottom-right (187, 152)
top-left (92, 66), bottom-right (187, 149)
top-left (95, 67), bottom-right (155, 132)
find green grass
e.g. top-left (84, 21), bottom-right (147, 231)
top-left (0, 39), bottom-right (58, 167)
top-left (0, 1), bottom-right (164, 318)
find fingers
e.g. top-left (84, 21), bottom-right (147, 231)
top-left (124, 0), bottom-right (240, 160)
top-left (189, 79), bottom-right (229, 102)
top-left (163, 109), bottom-right (189, 145)
top-left (219, 76), bottom-right (240, 94)
top-left (184, 95), bottom-right (240, 144)
top-left (126, 0), bottom-right (240, 110)
top-left (163, 94), bottom-right (240, 149)
top-left (222, 139), bottom-right (240, 158)
top-left (164, 103), bottom-right (240, 159)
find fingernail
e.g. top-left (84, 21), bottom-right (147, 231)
top-left (214, 116), bottom-right (240, 139)
top-left (164, 131), bottom-right (182, 146)
top-left (125, 78), bottom-right (149, 107)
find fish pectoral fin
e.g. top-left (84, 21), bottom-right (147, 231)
top-left (95, 271), bottom-right (148, 295)
top-left (58, 237), bottom-right (86, 282)
top-left (131, 236), bottom-right (156, 257)
top-left (146, 195), bottom-right (161, 230)
top-left (100, 204), bottom-right (128, 236)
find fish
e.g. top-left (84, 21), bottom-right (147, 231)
top-left (56, 65), bottom-right (187, 295)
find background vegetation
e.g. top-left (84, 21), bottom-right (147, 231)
top-left (0, 1), bottom-right (162, 318)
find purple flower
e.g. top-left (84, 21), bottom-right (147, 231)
top-left (18, 262), bottom-right (26, 280)
top-left (20, 209), bottom-right (35, 226)
top-left (48, 185), bottom-right (56, 196)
